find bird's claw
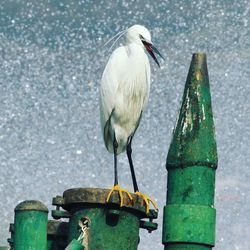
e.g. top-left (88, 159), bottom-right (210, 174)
top-left (135, 191), bottom-right (158, 215)
top-left (106, 185), bottom-right (133, 207)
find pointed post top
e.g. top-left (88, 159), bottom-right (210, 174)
top-left (167, 53), bottom-right (218, 169)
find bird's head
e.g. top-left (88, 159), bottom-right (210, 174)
top-left (126, 24), bottom-right (164, 67)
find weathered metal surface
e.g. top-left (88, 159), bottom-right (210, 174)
top-left (47, 220), bottom-right (69, 250)
top-left (62, 188), bottom-right (152, 216)
top-left (68, 207), bottom-right (139, 250)
top-left (15, 200), bottom-right (48, 212)
top-left (13, 200), bottom-right (48, 250)
top-left (48, 220), bottom-right (68, 236)
top-left (53, 188), bottom-right (158, 250)
top-left (52, 209), bottom-right (71, 220)
top-left (167, 53), bottom-right (217, 169)
top-left (163, 53), bottom-right (217, 250)
top-left (140, 220), bottom-right (158, 233)
top-left (163, 204), bottom-right (215, 245)
top-left (167, 167), bottom-right (215, 205)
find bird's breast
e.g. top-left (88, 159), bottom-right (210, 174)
top-left (114, 65), bottom-right (148, 127)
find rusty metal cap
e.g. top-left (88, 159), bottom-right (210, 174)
top-left (15, 200), bottom-right (48, 213)
top-left (61, 188), bottom-right (157, 218)
top-left (63, 188), bottom-right (138, 207)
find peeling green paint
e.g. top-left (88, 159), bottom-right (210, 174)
top-left (163, 54), bottom-right (218, 250)
top-left (13, 200), bottom-right (48, 250)
top-left (167, 53), bottom-right (218, 169)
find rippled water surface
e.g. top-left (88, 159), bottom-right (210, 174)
top-left (0, 1), bottom-right (249, 249)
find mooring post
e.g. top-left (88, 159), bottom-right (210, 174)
top-left (52, 188), bottom-right (158, 250)
top-left (13, 200), bottom-right (48, 250)
top-left (162, 53), bottom-right (218, 249)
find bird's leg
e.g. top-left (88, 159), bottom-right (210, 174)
top-left (127, 137), bottom-right (158, 214)
top-left (113, 135), bottom-right (118, 186)
top-left (106, 133), bottom-right (133, 207)
top-left (126, 137), bottom-right (139, 192)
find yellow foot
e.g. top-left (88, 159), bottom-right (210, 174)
top-left (135, 191), bottom-right (158, 215)
top-left (106, 185), bottom-right (133, 207)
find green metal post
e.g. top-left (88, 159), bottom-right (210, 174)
top-left (52, 188), bottom-right (158, 250)
top-left (8, 223), bottom-right (14, 249)
top-left (162, 53), bottom-right (218, 250)
top-left (47, 220), bottom-right (68, 250)
top-left (13, 200), bottom-right (48, 250)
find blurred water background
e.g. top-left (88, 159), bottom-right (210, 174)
top-left (0, 0), bottom-right (249, 249)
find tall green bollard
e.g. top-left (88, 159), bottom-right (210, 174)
top-left (13, 200), bottom-right (48, 250)
top-left (52, 188), bottom-right (158, 250)
top-left (162, 53), bottom-right (218, 250)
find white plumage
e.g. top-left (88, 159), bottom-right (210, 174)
top-left (100, 25), bottom-right (152, 154)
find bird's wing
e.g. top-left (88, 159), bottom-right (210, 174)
top-left (99, 47), bottom-right (128, 149)
top-left (131, 110), bottom-right (143, 138)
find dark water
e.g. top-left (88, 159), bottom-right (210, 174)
top-left (0, 1), bottom-right (249, 249)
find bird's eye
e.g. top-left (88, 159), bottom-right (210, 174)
top-left (139, 35), bottom-right (144, 40)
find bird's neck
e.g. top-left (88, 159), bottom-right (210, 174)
top-left (126, 43), bottom-right (147, 57)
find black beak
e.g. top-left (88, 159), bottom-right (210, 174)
top-left (141, 38), bottom-right (164, 67)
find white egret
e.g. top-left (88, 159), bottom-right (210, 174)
top-left (100, 24), bottom-right (164, 214)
